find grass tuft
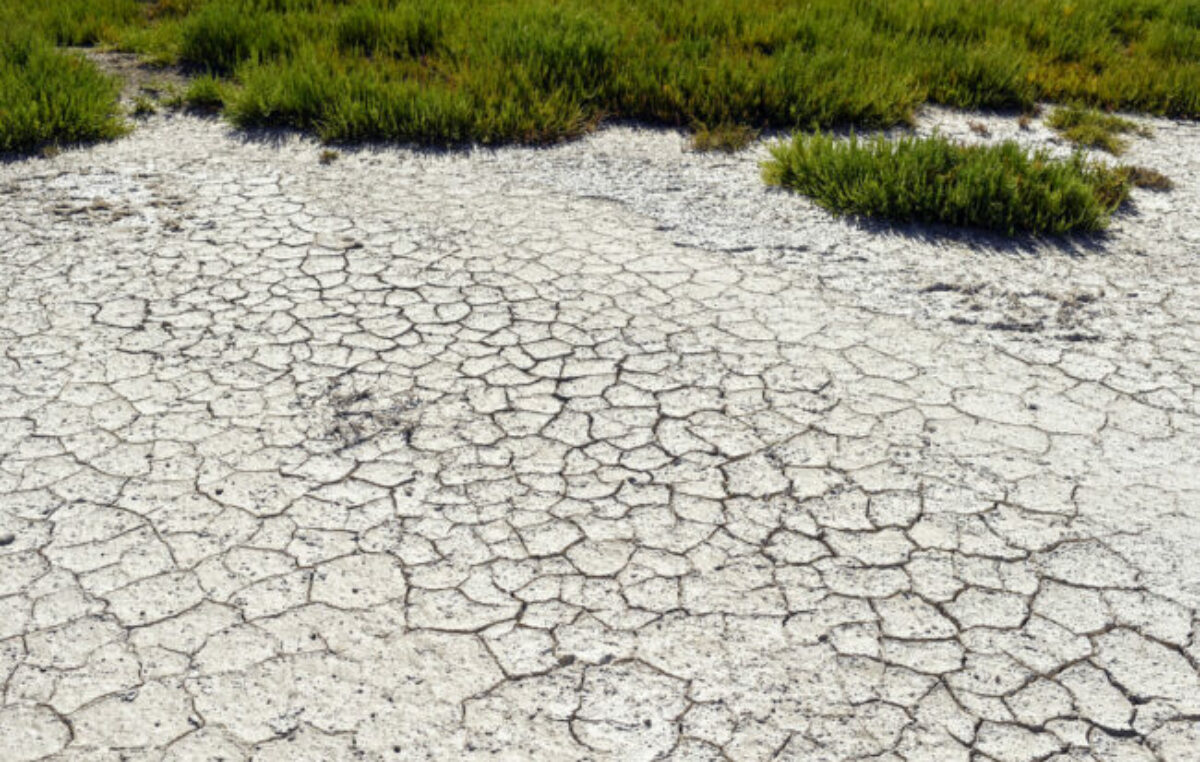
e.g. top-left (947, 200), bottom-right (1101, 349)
top-left (0, 39), bottom-right (126, 154)
top-left (1046, 107), bottom-right (1150, 155)
top-left (763, 132), bottom-right (1130, 235)
top-left (182, 73), bottom-right (225, 110)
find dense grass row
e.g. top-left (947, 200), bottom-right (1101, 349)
top-left (5, 0), bottom-right (1200, 149)
top-left (0, 0), bottom-right (1185, 237)
top-left (0, 0), bottom-right (141, 48)
top-left (168, 0), bottom-right (1200, 143)
top-left (763, 134), bottom-right (1132, 235)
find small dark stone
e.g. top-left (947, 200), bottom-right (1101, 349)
top-left (0, 533), bottom-right (14, 546)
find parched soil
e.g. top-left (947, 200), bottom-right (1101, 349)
top-left (1, 107), bottom-right (1198, 760)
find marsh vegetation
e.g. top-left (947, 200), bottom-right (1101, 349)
top-left (2, 0), bottom-right (1191, 233)
top-left (5, 0), bottom-right (1200, 149)
top-left (763, 133), bottom-right (1133, 234)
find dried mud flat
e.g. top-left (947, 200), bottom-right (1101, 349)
top-left (1, 108), bottom-right (1199, 761)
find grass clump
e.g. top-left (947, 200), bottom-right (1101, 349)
top-left (1047, 107), bottom-right (1151, 154)
top-left (0, 39), bottom-right (126, 154)
top-left (182, 73), bottom-right (225, 110)
top-left (4, 0), bottom-right (142, 47)
top-left (763, 132), bottom-right (1130, 235)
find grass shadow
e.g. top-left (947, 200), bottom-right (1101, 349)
top-left (841, 210), bottom-right (1120, 258)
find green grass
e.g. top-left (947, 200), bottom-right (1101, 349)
top-left (6, 0), bottom-right (1200, 149)
top-left (4, 0), bottom-right (142, 47)
top-left (182, 74), bottom-right (226, 110)
top-left (1046, 106), bottom-right (1152, 154)
top-left (763, 133), bottom-right (1131, 235)
top-left (0, 38), bottom-right (126, 154)
top-left (0, 0), bottom-right (136, 154)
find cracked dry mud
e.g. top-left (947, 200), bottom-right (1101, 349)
top-left (2, 107), bottom-right (1199, 761)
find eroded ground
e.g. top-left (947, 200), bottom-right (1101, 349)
top-left (1, 109), bottom-right (1199, 761)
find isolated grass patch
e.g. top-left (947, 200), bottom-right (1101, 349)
top-left (763, 133), bottom-right (1130, 235)
top-left (1047, 107), bottom-right (1151, 154)
top-left (0, 39), bottom-right (126, 154)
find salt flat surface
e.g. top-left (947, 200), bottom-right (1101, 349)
top-left (1, 108), bottom-right (1199, 760)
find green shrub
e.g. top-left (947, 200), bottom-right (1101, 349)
top-left (0, 39), bottom-right (126, 154)
top-left (763, 132), bottom-right (1130, 235)
top-left (1046, 106), bottom-right (1150, 154)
